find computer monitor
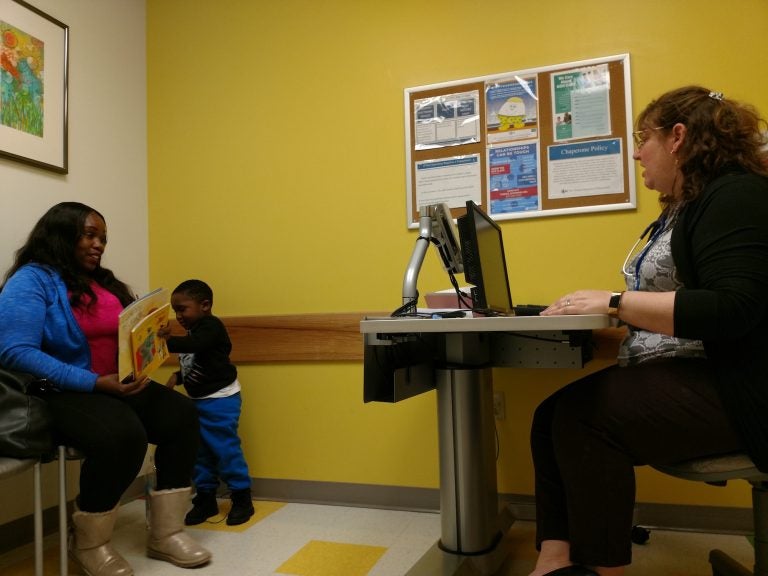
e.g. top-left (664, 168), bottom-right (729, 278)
top-left (457, 200), bottom-right (514, 315)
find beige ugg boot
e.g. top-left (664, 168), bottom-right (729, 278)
top-left (146, 487), bottom-right (212, 568)
top-left (69, 504), bottom-right (133, 576)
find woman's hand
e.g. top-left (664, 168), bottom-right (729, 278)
top-left (541, 290), bottom-right (613, 316)
top-left (541, 289), bottom-right (676, 336)
top-left (94, 373), bottom-right (150, 396)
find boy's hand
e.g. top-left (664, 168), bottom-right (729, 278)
top-left (157, 323), bottom-right (171, 339)
top-left (166, 371), bottom-right (180, 389)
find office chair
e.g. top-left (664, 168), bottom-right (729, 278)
top-left (0, 456), bottom-right (43, 576)
top-left (653, 453), bottom-right (768, 576)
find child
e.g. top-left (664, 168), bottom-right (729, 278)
top-left (159, 279), bottom-right (255, 526)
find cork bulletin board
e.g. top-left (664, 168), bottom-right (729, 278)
top-left (404, 54), bottom-right (635, 228)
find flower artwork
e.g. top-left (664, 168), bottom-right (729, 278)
top-left (1, 22), bottom-right (44, 137)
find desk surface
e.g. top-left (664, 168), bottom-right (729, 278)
top-left (360, 314), bottom-right (611, 334)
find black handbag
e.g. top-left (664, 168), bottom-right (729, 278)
top-left (0, 367), bottom-right (54, 459)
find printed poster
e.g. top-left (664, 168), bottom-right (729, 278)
top-left (547, 138), bottom-right (623, 199)
top-left (486, 75), bottom-right (538, 144)
top-left (488, 143), bottom-right (540, 215)
top-left (413, 91), bottom-right (480, 149)
top-left (415, 155), bottom-right (481, 208)
top-left (551, 64), bottom-right (611, 142)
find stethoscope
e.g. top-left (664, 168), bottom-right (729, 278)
top-left (621, 215), bottom-right (667, 291)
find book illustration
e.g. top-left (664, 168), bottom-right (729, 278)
top-left (130, 303), bottom-right (171, 381)
top-left (118, 288), bottom-right (170, 382)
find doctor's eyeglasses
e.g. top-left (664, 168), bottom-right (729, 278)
top-left (631, 126), bottom-right (667, 149)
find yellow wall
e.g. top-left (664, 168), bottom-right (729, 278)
top-left (146, 0), bottom-right (768, 508)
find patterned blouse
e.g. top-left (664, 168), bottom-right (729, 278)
top-left (617, 210), bottom-right (706, 366)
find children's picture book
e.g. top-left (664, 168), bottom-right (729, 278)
top-left (130, 303), bottom-right (171, 382)
top-left (118, 288), bottom-right (170, 382)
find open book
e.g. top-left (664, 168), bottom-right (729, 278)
top-left (118, 288), bottom-right (171, 382)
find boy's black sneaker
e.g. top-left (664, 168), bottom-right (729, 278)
top-left (184, 491), bottom-right (219, 525)
top-left (227, 488), bottom-right (255, 526)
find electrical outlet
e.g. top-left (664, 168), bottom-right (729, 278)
top-left (493, 391), bottom-right (506, 420)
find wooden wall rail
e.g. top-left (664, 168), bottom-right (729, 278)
top-left (221, 313), bottom-right (383, 363)
top-left (166, 313), bottom-right (625, 365)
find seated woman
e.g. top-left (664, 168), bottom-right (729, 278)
top-left (0, 202), bottom-right (212, 576)
top-left (530, 86), bottom-right (768, 576)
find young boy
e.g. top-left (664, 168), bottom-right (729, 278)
top-left (159, 279), bottom-right (255, 526)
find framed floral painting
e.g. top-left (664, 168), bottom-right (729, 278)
top-left (0, 0), bottom-right (68, 173)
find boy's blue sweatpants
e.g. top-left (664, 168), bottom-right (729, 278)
top-left (192, 392), bottom-right (251, 493)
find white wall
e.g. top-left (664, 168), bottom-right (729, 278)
top-left (0, 0), bottom-right (147, 291)
top-left (0, 0), bottom-right (147, 524)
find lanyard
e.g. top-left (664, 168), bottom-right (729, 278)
top-left (622, 216), bottom-right (666, 291)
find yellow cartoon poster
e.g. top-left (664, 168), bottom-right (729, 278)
top-left (486, 75), bottom-right (539, 144)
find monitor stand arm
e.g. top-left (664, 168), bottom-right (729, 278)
top-left (401, 211), bottom-right (432, 315)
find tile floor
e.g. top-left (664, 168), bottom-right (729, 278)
top-left (0, 497), bottom-right (757, 575)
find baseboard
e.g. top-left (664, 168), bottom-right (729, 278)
top-left (0, 506), bottom-right (62, 556)
top-left (0, 478), bottom-right (754, 557)
top-left (494, 494), bottom-right (753, 535)
top-left (630, 501), bottom-right (753, 535)
top-left (250, 477), bottom-right (441, 512)
top-left (250, 480), bottom-right (754, 535)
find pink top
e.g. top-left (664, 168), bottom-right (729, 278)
top-left (70, 283), bottom-right (123, 375)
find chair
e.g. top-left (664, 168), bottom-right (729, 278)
top-left (2, 446), bottom-right (96, 576)
top-left (0, 457), bottom-right (43, 576)
top-left (57, 445), bottom-right (84, 576)
top-left (653, 453), bottom-right (768, 576)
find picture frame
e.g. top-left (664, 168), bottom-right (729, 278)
top-left (0, 0), bottom-right (68, 173)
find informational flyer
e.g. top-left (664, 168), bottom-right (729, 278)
top-left (551, 64), bottom-right (611, 142)
top-left (413, 91), bottom-right (480, 149)
top-left (488, 143), bottom-right (540, 214)
top-left (547, 138), bottom-right (623, 199)
top-left (414, 155), bottom-right (481, 208)
top-left (485, 75), bottom-right (538, 144)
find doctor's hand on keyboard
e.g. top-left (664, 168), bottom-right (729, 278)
top-left (540, 290), bottom-right (616, 316)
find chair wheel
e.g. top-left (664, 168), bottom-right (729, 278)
top-left (630, 525), bottom-right (650, 545)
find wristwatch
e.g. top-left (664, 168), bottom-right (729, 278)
top-left (608, 291), bottom-right (624, 314)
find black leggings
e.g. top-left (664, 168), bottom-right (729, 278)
top-left (531, 358), bottom-right (744, 567)
top-left (42, 381), bottom-right (199, 512)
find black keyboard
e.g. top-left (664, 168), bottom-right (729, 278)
top-left (513, 304), bottom-right (548, 316)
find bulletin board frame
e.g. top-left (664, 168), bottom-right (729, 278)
top-left (404, 54), bottom-right (635, 228)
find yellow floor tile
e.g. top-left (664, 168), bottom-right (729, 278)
top-left (277, 540), bottom-right (387, 576)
